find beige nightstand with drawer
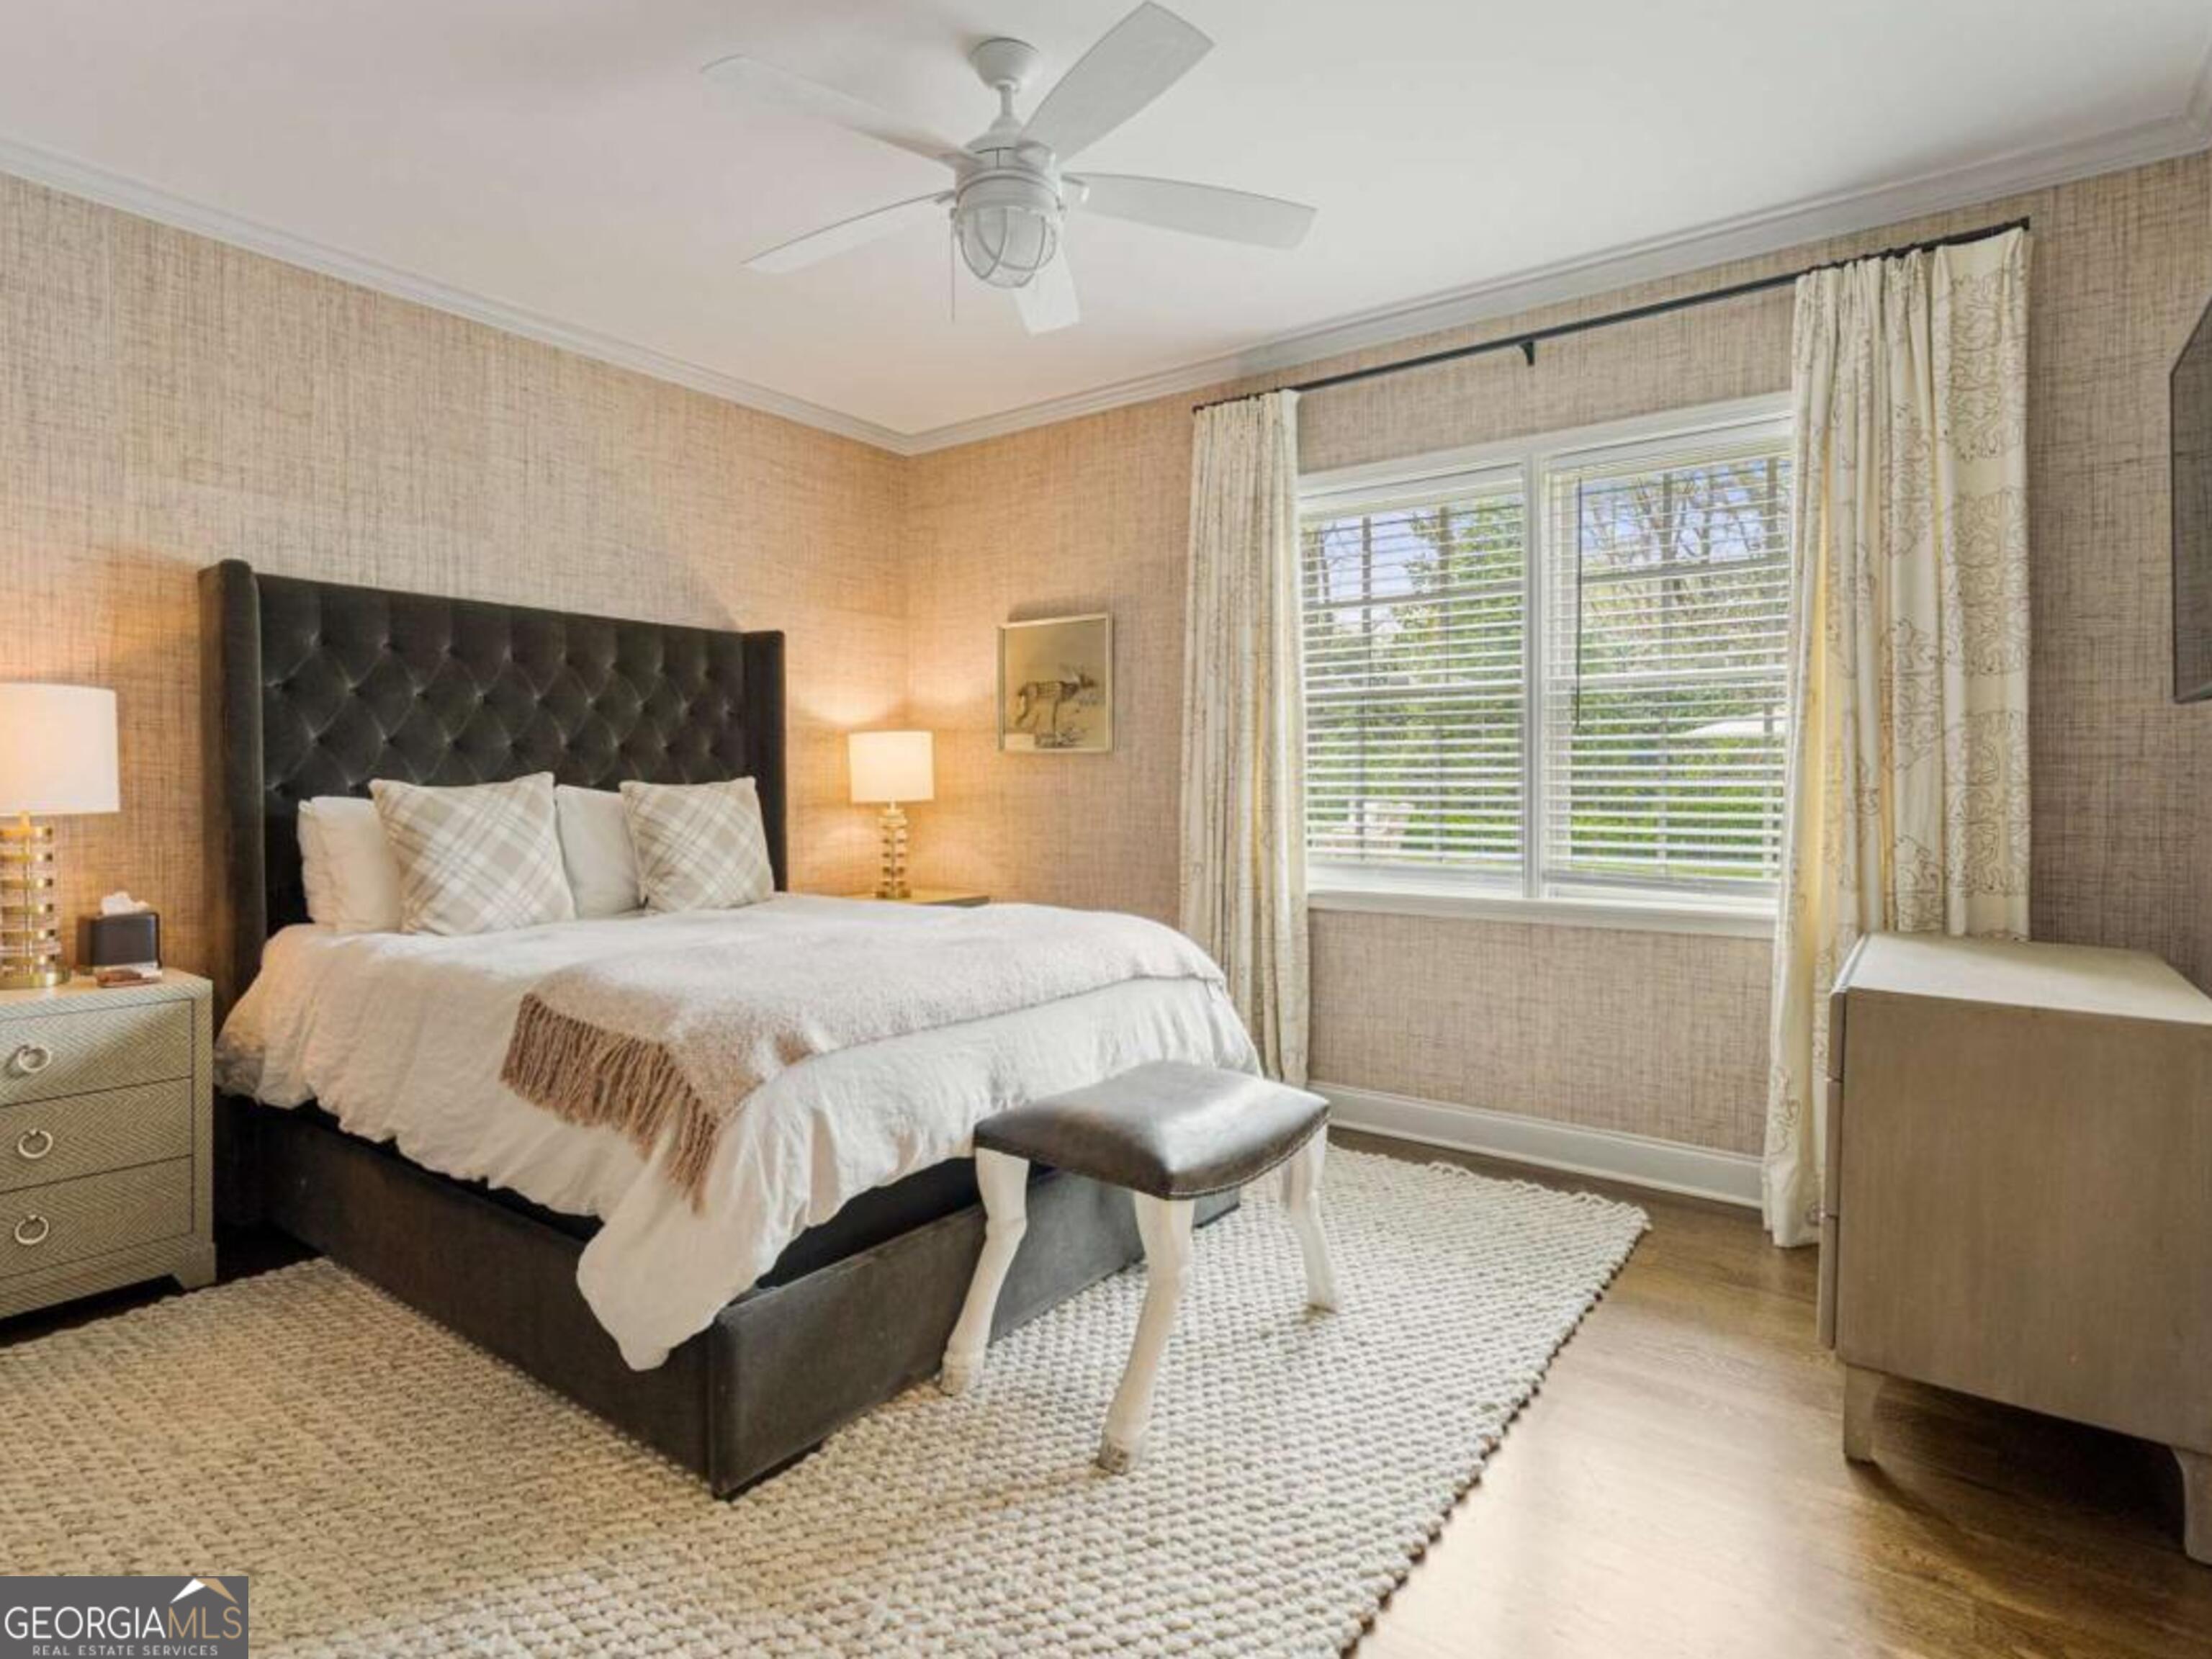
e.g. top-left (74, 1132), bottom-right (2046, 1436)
top-left (0, 972), bottom-right (214, 1321)
top-left (1821, 934), bottom-right (2212, 1563)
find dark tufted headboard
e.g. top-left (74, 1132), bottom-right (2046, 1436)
top-left (199, 560), bottom-right (786, 1015)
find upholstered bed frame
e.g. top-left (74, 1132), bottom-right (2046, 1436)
top-left (199, 560), bottom-right (1226, 1495)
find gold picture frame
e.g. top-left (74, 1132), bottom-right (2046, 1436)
top-left (998, 613), bottom-right (1114, 753)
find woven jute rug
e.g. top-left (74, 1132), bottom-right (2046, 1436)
top-left (1, 1150), bottom-right (1645, 1657)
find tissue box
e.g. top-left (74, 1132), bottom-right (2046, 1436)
top-left (78, 909), bottom-right (160, 971)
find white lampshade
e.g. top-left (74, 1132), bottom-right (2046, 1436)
top-left (0, 684), bottom-right (120, 816)
top-left (848, 730), bottom-right (935, 805)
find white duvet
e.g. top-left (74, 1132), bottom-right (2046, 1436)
top-left (216, 896), bottom-right (1256, 1369)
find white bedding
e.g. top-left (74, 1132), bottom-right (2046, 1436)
top-left (216, 895), bottom-right (1255, 1369)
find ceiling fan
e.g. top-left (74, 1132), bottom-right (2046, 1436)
top-left (702, 2), bottom-right (1316, 334)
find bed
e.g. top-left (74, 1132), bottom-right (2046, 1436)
top-left (199, 559), bottom-right (1241, 1494)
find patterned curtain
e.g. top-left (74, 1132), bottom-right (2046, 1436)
top-left (1180, 390), bottom-right (1309, 1084)
top-left (1763, 228), bottom-right (2031, 1246)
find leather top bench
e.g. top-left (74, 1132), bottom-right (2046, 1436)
top-left (940, 1061), bottom-right (1338, 1470)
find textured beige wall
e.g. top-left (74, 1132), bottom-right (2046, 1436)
top-left (0, 171), bottom-right (909, 974)
top-left (9, 153), bottom-right (2207, 1158)
top-left (2030, 157), bottom-right (2212, 991)
top-left (905, 400), bottom-right (1194, 922)
top-left (907, 153), bottom-right (2212, 1156)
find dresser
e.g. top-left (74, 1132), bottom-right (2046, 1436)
top-left (1821, 933), bottom-right (2211, 1563)
top-left (0, 973), bottom-right (215, 1321)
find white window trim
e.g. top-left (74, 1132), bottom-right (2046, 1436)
top-left (1300, 392), bottom-right (1793, 935)
top-left (1306, 871), bottom-right (1776, 938)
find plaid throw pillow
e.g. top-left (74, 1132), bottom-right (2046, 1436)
top-left (369, 774), bottom-right (577, 937)
top-left (620, 778), bottom-right (774, 913)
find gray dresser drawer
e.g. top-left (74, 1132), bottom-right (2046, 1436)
top-left (0, 1159), bottom-right (192, 1279)
top-left (0, 1082), bottom-right (194, 1194)
top-left (0, 1002), bottom-right (192, 1106)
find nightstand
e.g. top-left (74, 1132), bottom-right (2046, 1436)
top-left (0, 972), bottom-right (215, 1323)
top-left (1822, 935), bottom-right (2212, 1562)
top-left (840, 889), bottom-right (989, 908)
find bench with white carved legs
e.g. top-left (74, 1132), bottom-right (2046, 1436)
top-left (938, 1061), bottom-right (1337, 1472)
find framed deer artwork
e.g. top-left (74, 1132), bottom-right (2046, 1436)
top-left (998, 613), bottom-right (1114, 753)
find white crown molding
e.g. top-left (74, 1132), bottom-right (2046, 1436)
top-left (1320, 1081), bottom-right (1761, 1210)
top-left (6, 78), bottom-right (2211, 460)
top-left (2188, 34), bottom-right (2212, 142)
top-left (904, 101), bottom-right (2212, 454)
top-left (0, 134), bottom-right (912, 455)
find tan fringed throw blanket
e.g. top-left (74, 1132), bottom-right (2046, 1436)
top-left (500, 904), bottom-right (1226, 1207)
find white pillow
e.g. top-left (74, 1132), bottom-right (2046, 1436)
top-left (297, 807), bottom-right (339, 922)
top-left (297, 796), bottom-right (404, 933)
top-left (555, 786), bottom-right (643, 918)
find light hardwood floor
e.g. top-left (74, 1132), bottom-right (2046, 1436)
top-left (1339, 1130), bottom-right (2212, 1659)
top-left (6, 1138), bottom-right (2209, 1655)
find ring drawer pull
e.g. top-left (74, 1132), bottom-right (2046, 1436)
top-left (9, 1043), bottom-right (53, 1077)
top-left (12, 1214), bottom-right (48, 1247)
top-left (14, 1128), bottom-right (52, 1161)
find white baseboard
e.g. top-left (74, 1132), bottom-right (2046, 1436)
top-left (1318, 1081), bottom-right (1761, 1210)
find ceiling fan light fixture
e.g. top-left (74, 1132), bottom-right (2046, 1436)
top-left (711, 4), bottom-right (1316, 331)
top-left (955, 171), bottom-right (1062, 289)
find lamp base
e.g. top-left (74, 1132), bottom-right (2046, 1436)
top-left (0, 814), bottom-right (63, 990)
top-left (875, 803), bottom-right (912, 901)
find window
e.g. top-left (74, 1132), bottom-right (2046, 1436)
top-left (1299, 400), bottom-right (1791, 917)
top-left (1303, 469), bottom-right (1527, 878)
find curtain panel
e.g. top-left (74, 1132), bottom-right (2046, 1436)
top-left (1764, 228), bottom-right (2032, 1246)
top-left (1180, 390), bottom-right (1310, 1084)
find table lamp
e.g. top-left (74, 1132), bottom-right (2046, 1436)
top-left (848, 731), bottom-right (934, 900)
top-left (0, 685), bottom-right (120, 988)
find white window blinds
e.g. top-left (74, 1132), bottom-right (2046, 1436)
top-left (1298, 401), bottom-right (1793, 911)
top-left (1300, 472), bottom-right (1526, 880)
top-left (1540, 432), bottom-right (1791, 896)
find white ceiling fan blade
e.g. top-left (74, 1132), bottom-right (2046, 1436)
top-left (1015, 254), bottom-right (1080, 333)
top-left (746, 194), bottom-right (947, 274)
top-left (1071, 174), bottom-right (1316, 248)
top-left (1019, 3), bottom-right (1211, 166)
top-left (702, 55), bottom-right (968, 168)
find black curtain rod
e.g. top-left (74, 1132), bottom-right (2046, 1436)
top-left (1192, 216), bottom-right (2028, 414)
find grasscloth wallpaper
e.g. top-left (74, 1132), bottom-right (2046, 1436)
top-left (0, 171), bottom-right (908, 973)
top-left (908, 153), bottom-right (2212, 1156)
top-left (8, 154), bottom-right (2210, 1158)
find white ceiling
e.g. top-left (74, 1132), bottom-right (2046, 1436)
top-left (1, 1), bottom-right (2208, 448)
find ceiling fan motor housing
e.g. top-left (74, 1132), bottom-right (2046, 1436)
top-left (955, 158), bottom-right (1063, 289)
